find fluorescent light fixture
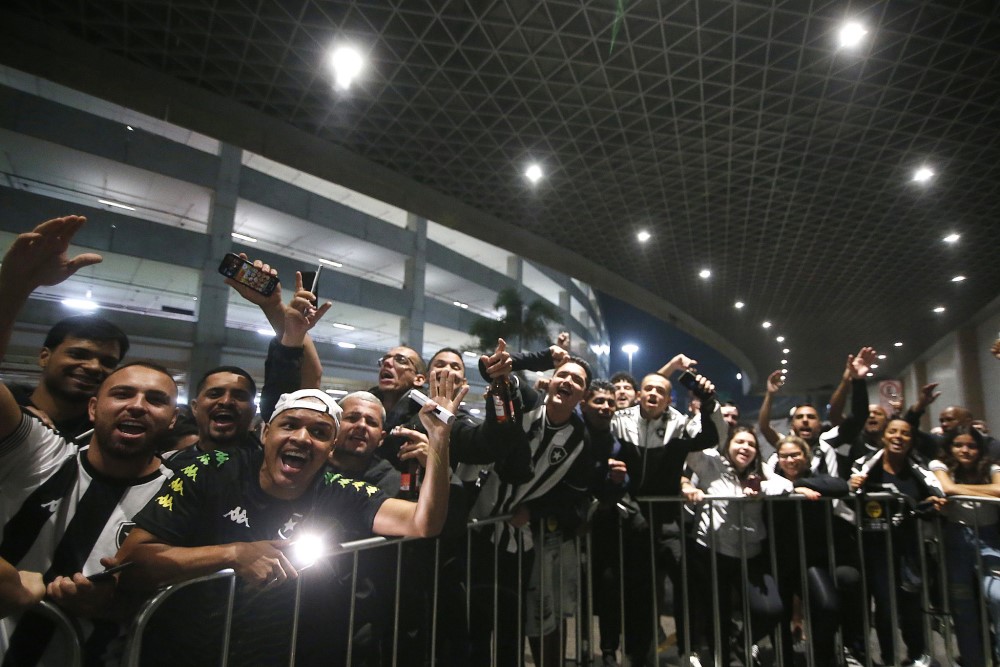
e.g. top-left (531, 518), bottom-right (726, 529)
top-left (838, 21), bottom-right (868, 48)
top-left (318, 258), bottom-right (343, 268)
top-left (877, 354), bottom-right (886, 360)
top-left (933, 306), bottom-right (945, 313)
top-left (637, 230), bottom-right (651, 243)
top-left (951, 275), bottom-right (966, 282)
top-left (61, 298), bottom-right (98, 311)
top-left (257, 328), bottom-right (274, 336)
top-left (734, 301), bottom-right (745, 309)
top-left (332, 322), bottom-right (355, 331)
top-left (894, 342), bottom-right (903, 347)
top-left (762, 321), bottom-right (772, 329)
top-left (97, 198), bottom-right (136, 211)
top-left (452, 301), bottom-right (469, 309)
top-left (330, 46), bottom-right (363, 89)
top-left (469, 408), bottom-right (482, 415)
top-left (337, 342), bottom-right (357, 349)
top-left (736, 373), bottom-right (742, 380)
top-left (525, 164), bottom-right (543, 183)
top-left (912, 167), bottom-right (934, 183)
top-left (698, 269), bottom-right (711, 279)
top-left (232, 232), bottom-right (258, 243)
top-left (776, 336), bottom-right (785, 343)
top-left (462, 351), bottom-right (478, 358)
top-left (943, 233), bottom-right (960, 244)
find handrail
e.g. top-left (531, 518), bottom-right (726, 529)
top-left (33, 599), bottom-right (84, 667)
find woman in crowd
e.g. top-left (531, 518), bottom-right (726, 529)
top-left (849, 418), bottom-right (945, 666)
top-left (931, 426), bottom-right (1000, 667)
top-left (682, 424), bottom-right (784, 666)
top-left (768, 435), bottom-right (848, 666)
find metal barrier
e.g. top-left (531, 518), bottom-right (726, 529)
top-left (15, 494), bottom-right (1000, 667)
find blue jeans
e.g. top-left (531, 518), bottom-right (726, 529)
top-left (944, 522), bottom-right (1000, 667)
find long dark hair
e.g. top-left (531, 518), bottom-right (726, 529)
top-left (938, 426), bottom-right (993, 484)
top-left (720, 423), bottom-right (762, 480)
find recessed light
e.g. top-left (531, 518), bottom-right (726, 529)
top-left (866, 372), bottom-right (874, 377)
top-left (933, 306), bottom-right (945, 313)
top-left (698, 269), bottom-right (711, 279)
top-left (462, 351), bottom-right (478, 358)
top-left (98, 198), bottom-right (136, 211)
top-left (951, 275), bottom-right (966, 282)
top-left (776, 336), bottom-right (785, 343)
top-left (781, 359), bottom-right (788, 365)
top-left (736, 373), bottom-right (742, 380)
top-left (871, 364), bottom-right (879, 369)
top-left (838, 21), bottom-right (868, 48)
top-left (912, 167), bottom-right (934, 183)
top-left (943, 233), bottom-right (960, 244)
top-left (332, 323), bottom-right (355, 331)
top-left (762, 321), bottom-right (772, 329)
top-left (734, 301), bottom-right (745, 309)
top-left (330, 45), bottom-right (363, 89)
top-left (525, 164), bottom-right (543, 183)
top-left (877, 354), bottom-right (886, 360)
top-left (637, 230), bottom-right (651, 243)
top-left (894, 342), bottom-right (903, 347)
top-left (232, 232), bottom-right (258, 243)
top-left (782, 348), bottom-right (790, 354)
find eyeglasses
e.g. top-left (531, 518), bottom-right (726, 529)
top-left (378, 353), bottom-right (414, 369)
top-left (777, 452), bottom-right (805, 460)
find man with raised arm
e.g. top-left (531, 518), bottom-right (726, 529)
top-left (0, 216), bottom-right (177, 665)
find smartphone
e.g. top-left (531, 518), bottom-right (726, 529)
top-left (301, 266), bottom-right (321, 306)
top-left (87, 561), bottom-right (134, 582)
top-left (218, 253), bottom-right (279, 296)
top-left (678, 369), bottom-right (713, 401)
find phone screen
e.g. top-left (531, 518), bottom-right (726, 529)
top-left (218, 253), bottom-right (279, 296)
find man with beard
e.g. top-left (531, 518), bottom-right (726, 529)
top-left (902, 384), bottom-right (1000, 460)
top-left (0, 215), bottom-right (177, 665)
top-left (610, 371), bottom-right (638, 410)
top-left (8, 315), bottom-right (129, 442)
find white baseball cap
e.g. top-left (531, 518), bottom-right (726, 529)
top-left (270, 389), bottom-right (343, 425)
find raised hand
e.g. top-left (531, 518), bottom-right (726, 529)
top-left (480, 338), bottom-right (513, 380)
top-left (659, 353), bottom-right (698, 377)
top-left (282, 271), bottom-right (332, 345)
top-left (0, 216), bottom-right (102, 292)
top-left (915, 382), bottom-right (941, 410)
top-left (766, 369), bottom-right (785, 395)
top-left (849, 347), bottom-right (877, 379)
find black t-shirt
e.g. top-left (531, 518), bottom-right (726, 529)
top-left (8, 383), bottom-right (93, 442)
top-left (135, 445), bottom-right (389, 548)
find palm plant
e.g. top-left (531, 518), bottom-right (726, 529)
top-left (468, 287), bottom-right (560, 352)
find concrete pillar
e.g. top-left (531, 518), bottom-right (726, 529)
top-left (189, 143), bottom-right (241, 390)
top-left (957, 325), bottom-right (985, 421)
top-left (399, 213), bottom-right (426, 353)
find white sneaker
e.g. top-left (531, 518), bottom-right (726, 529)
top-left (904, 655), bottom-right (932, 667)
top-left (687, 655), bottom-right (703, 667)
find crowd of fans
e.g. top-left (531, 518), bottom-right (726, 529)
top-left (1, 214), bottom-right (999, 667)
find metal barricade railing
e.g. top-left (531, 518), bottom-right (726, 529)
top-left (25, 493), bottom-right (1000, 667)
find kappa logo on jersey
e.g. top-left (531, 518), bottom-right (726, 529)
top-left (223, 506), bottom-right (251, 527)
top-left (116, 522), bottom-right (135, 548)
top-left (549, 446), bottom-right (568, 465)
top-left (41, 499), bottom-right (61, 514)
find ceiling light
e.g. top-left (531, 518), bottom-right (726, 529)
top-left (943, 233), bottom-right (960, 244)
top-left (469, 408), bottom-right (481, 415)
top-left (337, 342), bottom-right (357, 349)
top-left (332, 322), bottom-right (355, 331)
top-left (894, 342), bottom-right (903, 347)
top-left (97, 198), bottom-right (136, 211)
top-left (838, 21), bottom-right (868, 48)
top-left (637, 230), bottom-right (651, 243)
top-left (776, 335), bottom-right (785, 342)
top-left (61, 298), bottom-right (98, 311)
top-left (318, 258), bottom-right (343, 268)
top-left (698, 269), bottom-right (711, 279)
top-left (951, 275), bottom-right (966, 282)
top-left (734, 301), bottom-right (745, 309)
top-left (782, 348), bottom-right (790, 354)
top-left (781, 359), bottom-right (788, 365)
top-left (330, 46), bottom-right (363, 89)
top-left (232, 232), bottom-right (258, 243)
top-left (866, 372), bottom-right (874, 377)
top-left (933, 306), bottom-right (945, 313)
top-left (736, 372), bottom-right (742, 380)
top-left (525, 164), bottom-right (543, 183)
top-left (462, 351), bottom-right (478, 358)
top-left (912, 167), bottom-right (934, 183)
top-left (621, 343), bottom-right (639, 355)
top-left (257, 328), bottom-right (274, 336)
top-left (126, 125), bottom-right (134, 131)
top-left (762, 321), bottom-right (772, 329)
top-left (877, 354), bottom-right (886, 360)
top-left (871, 364), bottom-right (879, 369)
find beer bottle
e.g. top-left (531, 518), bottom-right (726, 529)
top-left (489, 377), bottom-right (514, 423)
